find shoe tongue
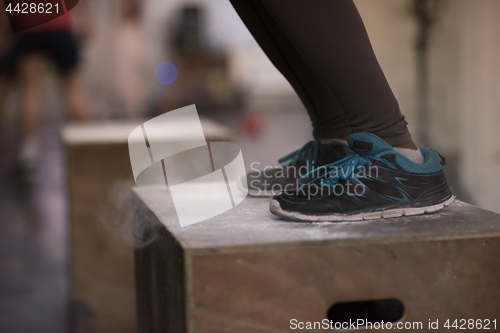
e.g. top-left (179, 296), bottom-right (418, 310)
top-left (316, 143), bottom-right (348, 165)
top-left (347, 133), bottom-right (394, 155)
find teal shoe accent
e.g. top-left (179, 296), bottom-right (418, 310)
top-left (393, 148), bottom-right (442, 173)
top-left (300, 132), bottom-right (444, 187)
top-left (278, 130), bottom-right (349, 172)
top-left (347, 132), bottom-right (393, 155)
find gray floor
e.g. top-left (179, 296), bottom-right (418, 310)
top-left (0, 117), bottom-right (69, 333)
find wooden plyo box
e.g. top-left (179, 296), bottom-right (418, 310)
top-left (133, 188), bottom-right (500, 333)
top-left (62, 119), bottom-right (233, 333)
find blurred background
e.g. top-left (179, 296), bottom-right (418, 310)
top-left (1, 0), bottom-right (499, 332)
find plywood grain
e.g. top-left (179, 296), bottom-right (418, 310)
top-left (132, 188), bottom-right (500, 333)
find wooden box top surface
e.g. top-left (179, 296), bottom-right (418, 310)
top-left (61, 118), bottom-right (233, 146)
top-left (133, 188), bottom-right (500, 253)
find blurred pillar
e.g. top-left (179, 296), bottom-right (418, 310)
top-left (457, 0), bottom-right (500, 212)
top-left (413, 0), bottom-right (441, 147)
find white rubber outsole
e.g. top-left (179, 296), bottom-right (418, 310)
top-left (269, 195), bottom-right (456, 222)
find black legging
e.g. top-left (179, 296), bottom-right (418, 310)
top-left (230, 0), bottom-right (411, 146)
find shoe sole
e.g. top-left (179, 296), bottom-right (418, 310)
top-left (270, 195), bottom-right (455, 222)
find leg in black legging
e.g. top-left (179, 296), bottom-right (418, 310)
top-left (229, 0), bottom-right (351, 140)
top-left (231, 0), bottom-right (412, 146)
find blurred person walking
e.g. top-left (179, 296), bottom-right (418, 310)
top-left (0, 9), bottom-right (14, 121)
top-left (6, 0), bottom-right (92, 180)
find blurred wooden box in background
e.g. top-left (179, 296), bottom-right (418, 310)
top-left (133, 188), bottom-right (500, 333)
top-left (62, 118), bottom-right (232, 333)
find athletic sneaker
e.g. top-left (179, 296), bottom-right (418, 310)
top-left (270, 132), bottom-right (454, 221)
top-left (245, 131), bottom-right (349, 197)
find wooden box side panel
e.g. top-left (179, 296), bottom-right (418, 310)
top-left (66, 144), bottom-right (136, 332)
top-left (134, 191), bottom-right (187, 333)
top-left (190, 238), bottom-right (500, 333)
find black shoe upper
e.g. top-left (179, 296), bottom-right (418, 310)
top-left (273, 133), bottom-right (453, 216)
top-left (246, 133), bottom-right (349, 195)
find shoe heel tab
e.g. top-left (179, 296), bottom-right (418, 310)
top-left (407, 148), bottom-right (443, 173)
top-left (422, 148), bottom-right (446, 166)
top-left (438, 152), bottom-right (446, 166)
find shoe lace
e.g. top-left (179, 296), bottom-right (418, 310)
top-left (299, 152), bottom-right (383, 187)
top-left (278, 131), bottom-right (325, 171)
